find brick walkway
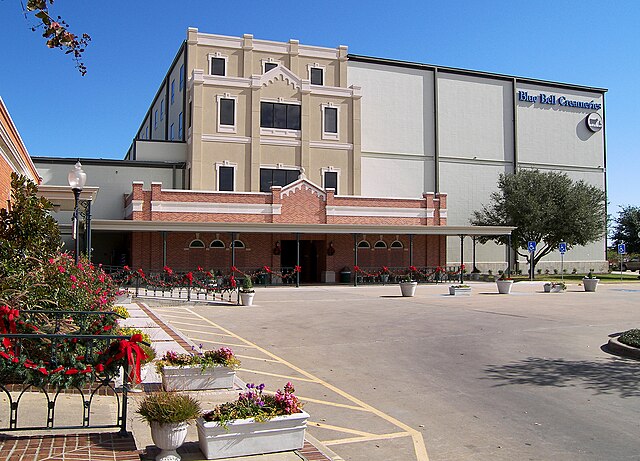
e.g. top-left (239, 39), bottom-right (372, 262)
top-left (0, 433), bottom-right (139, 461)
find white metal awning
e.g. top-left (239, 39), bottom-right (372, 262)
top-left (90, 219), bottom-right (514, 236)
top-left (38, 185), bottom-right (99, 211)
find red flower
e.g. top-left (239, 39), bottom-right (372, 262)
top-left (51, 366), bottom-right (65, 373)
top-left (96, 364), bottom-right (105, 372)
top-left (103, 325), bottom-right (113, 332)
top-left (130, 333), bottom-right (143, 343)
top-left (354, 265), bottom-right (360, 272)
top-left (65, 368), bottom-right (79, 375)
top-left (123, 265), bottom-right (130, 271)
top-left (38, 367), bottom-right (49, 375)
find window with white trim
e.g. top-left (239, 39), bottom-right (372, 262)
top-left (230, 240), bottom-right (245, 249)
top-left (390, 240), bottom-right (404, 249)
top-left (189, 239), bottom-right (205, 248)
top-left (259, 168), bottom-right (299, 192)
top-left (217, 165), bottom-right (235, 192)
top-left (263, 62), bottom-right (278, 73)
top-left (322, 104), bottom-right (339, 140)
top-left (210, 239), bottom-right (225, 248)
top-left (260, 102), bottom-right (300, 130)
top-left (217, 94), bottom-right (237, 133)
top-left (210, 57), bottom-right (226, 76)
top-left (324, 171), bottom-right (338, 194)
top-left (310, 67), bottom-right (324, 85)
top-left (374, 240), bottom-right (387, 249)
top-left (357, 240), bottom-right (370, 249)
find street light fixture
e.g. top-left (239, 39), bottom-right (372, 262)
top-left (68, 161), bottom-right (87, 265)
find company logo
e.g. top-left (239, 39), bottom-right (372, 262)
top-left (586, 112), bottom-right (603, 132)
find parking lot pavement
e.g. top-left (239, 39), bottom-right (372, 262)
top-left (145, 281), bottom-right (640, 461)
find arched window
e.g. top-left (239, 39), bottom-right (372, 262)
top-left (374, 240), bottom-right (387, 249)
top-left (189, 239), bottom-right (205, 248)
top-left (210, 239), bottom-right (225, 248)
top-left (357, 240), bottom-right (370, 249)
top-left (390, 240), bottom-right (404, 249)
top-left (230, 240), bottom-right (245, 249)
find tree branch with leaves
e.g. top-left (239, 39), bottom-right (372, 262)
top-left (471, 169), bottom-right (606, 277)
top-left (23, 0), bottom-right (90, 75)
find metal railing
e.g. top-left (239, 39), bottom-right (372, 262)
top-left (351, 266), bottom-right (465, 284)
top-left (0, 310), bottom-right (142, 434)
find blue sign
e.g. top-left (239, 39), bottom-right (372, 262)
top-left (528, 241), bottom-right (536, 252)
top-left (517, 91), bottom-right (602, 110)
top-left (618, 243), bottom-right (626, 254)
top-left (559, 242), bottom-right (567, 254)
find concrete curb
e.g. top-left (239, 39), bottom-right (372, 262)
top-left (607, 336), bottom-right (640, 360)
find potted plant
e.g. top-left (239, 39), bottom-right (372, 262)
top-left (470, 267), bottom-right (481, 281)
top-left (197, 382), bottom-right (309, 459)
top-left (157, 347), bottom-right (240, 391)
top-left (583, 270), bottom-right (600, 292)
top-left (543, 281), bottom-right (566, 293)
top-left (114, 327), bottom-right (156, 392)
top-left (240, 277), bottom-right (256, 306)
top-left (137, 392), bottom-right (202, 461)
top-left (399, 274), bottom-right (418, 297)
top-left (449, 284), bottom-right (471, 296)
top-left (496, 272), bottom-right (514, 294)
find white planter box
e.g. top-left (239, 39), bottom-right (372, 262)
top-left (196, 411), bottom-right (309, 460)
top-left (399, 281), bottom-right (418, 297)
top-left (583, 278), bottom-right (599, 292)
top-left (161, 366), bottom-right (235, 391)
top-left (496, 280), bottom-right (513, 294)
top-left (240, 292), bottom-right (255, 306)
top-left (449, 286), bottom-right (471, 296)
top-left (551, 285), bottom-right (564, 293)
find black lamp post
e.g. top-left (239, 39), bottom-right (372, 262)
top-left (68, 161), bottom-right (87, 265)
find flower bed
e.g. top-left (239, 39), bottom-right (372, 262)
top-left (156, 347), bottom-right (240, 391)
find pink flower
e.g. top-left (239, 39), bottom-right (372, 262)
top-left (70, 275), bottom-right (77, 282)
top-left (58, 266), bottom-right (65, 273)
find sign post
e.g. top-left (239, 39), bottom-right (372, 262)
top-left (618, 243), bottom-right (626, 281)
top-left (559, 242), bottom-right (567, 282)
top-left (528, 241), bottom-right (536, 280)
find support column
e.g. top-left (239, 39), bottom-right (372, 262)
top-left (296, 233), bottom-right (300, 288)
top-left (162, 231), bottom-right (167, 267)
top-left (353, 233), bottom-right (358, 287)
top-left (409, 234), bottom-right (414, 267)
top-left (507, 234), bottom-right (512, 277)
top-left (459, 235), bottom-right (464, 283)
top-left (231, 232), bottom-right (236, 269)
top-left (84, 199), bottom-right (92, 261)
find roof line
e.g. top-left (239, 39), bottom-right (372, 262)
top-left (348, 54), bottom-right (608, 93)
top-left (32, 156), bottom-right (186, 168)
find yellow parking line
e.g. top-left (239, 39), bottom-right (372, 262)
top-left (294, 395), bottom-right (371, 412)
top-left (182, 307), bottom-right (430, 461)
top-left (191, 338), bottom-right (253, 349)
top-left (177, 327), bottom-right (235, 337)
top-left (323, 432), bottom-right (410, 446)
top-left (235, 354), bottom-right (281, 364)
top-left (239, 368), bottom-right (319, 383)
top-left (310, 422), bottom-right (377, 437)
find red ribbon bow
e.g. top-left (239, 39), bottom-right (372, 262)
top-left (294, 266), bottom-right (302, 273)
top-left (105, 334), bottom-right (148, 385)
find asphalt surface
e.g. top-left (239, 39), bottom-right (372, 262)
top-left (146, 281), bottom-right (640, 461)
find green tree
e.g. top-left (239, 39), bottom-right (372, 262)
top-left (23, 0), bottom-right (91, 75)
top-left (611, 205), bottom-right (640, 254)
top-left (471, 169), bottom-right (606, 277)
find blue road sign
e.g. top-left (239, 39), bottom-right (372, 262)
top-left (559, 242), bottom-right (567, 254)
top-left (528, 241), bottom-right (536, 252)
top-left (618, 243), bottom-right (626, 254)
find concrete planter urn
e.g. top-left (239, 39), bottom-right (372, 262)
top-left (150, 421), bottom-right (189, 461)
top-left (196, 411), bottom-right (309, 460)
top-left (240, 292), bottom-right (255, 306)
top-left (449, 285), bottom-right (471, 296)
top-left (399, 281), bottom-right (418, 297)
top-left (162, 366), bottom-right (235, 391)
top-left (496, 279), bottom-right (514, 294)
top-left (583, 278), bottom-right (599, 292)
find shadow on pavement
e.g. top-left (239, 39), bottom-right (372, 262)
top-left (483, 356), bottom-right (640, 398)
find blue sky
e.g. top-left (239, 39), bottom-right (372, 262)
top-left (0, 0), bottom-right (637, 214)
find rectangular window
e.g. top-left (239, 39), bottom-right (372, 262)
top-left (171, 80), bottom-right (175, 104)
top-left (324, 107), bottom-right (338, 133)
top-left (144, 127), bottom-right (148, 139)
top-left (264, 62), bottom-right (278, 72)
top-left (160, 100), bottom-right (164, 120)
top-left (178, 112), bottom-right (183, 139)
top-left (219, 166), bottom-right (234, 191)
top-left (220, 98), bottom-right (235, 126)
top-left (260, 102), bottom-right (301, 130)
top-left (310, 67), bottom-right (323, 85)
top-left (179, 64), bottom-right (184, 90)
top-left (324, 171), bottom-right (338, 194)
top-left (170, 123), bottom-right (174, 140)
top-left (211, 57), bottom-right (225, 76)
top-left (259, 168), bottom-right (299, 192)
top-left (154, 110), bottom-right (158, 129)
top-left (188, 101), bottom-right (192, 128)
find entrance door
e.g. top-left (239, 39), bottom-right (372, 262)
top-left (281, 240), bottom-right (320, 284)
